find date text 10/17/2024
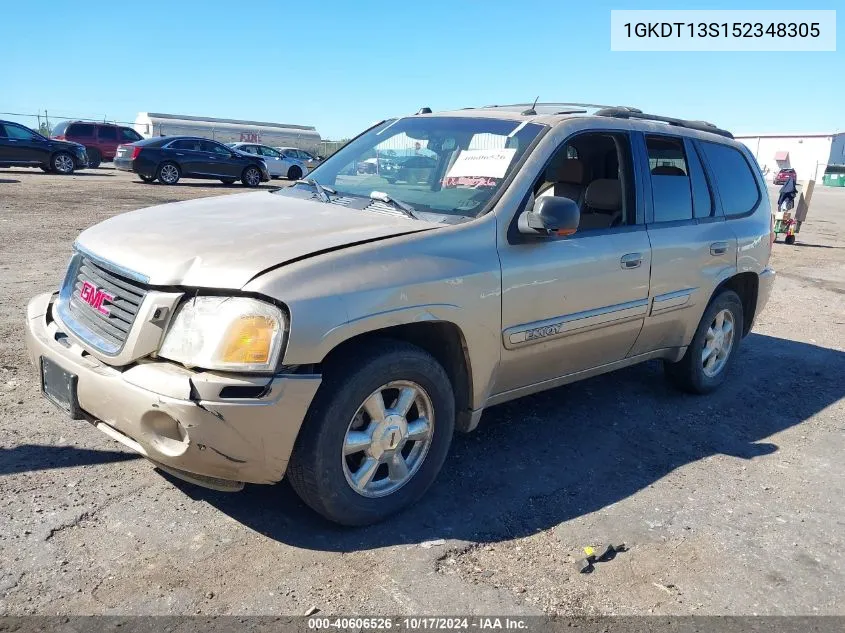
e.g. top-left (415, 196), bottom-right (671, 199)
top-left (307, 617), bottom-right (528, 630)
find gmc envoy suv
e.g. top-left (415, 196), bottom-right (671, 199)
top-left (25, 103), bottom-right (775, 525)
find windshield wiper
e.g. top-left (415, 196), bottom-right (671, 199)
top-left (369, 191), bottom-right (420, 220)
top-left (295, 178), bottom-right (335, 203)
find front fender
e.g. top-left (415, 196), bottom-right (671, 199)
top-left (242, 217), bottom-right (503, 409)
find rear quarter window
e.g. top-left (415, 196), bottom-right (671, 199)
top-left (98, 126), bottom-right (117, 140)
top-left (699, 141), bottom-right (760, 217)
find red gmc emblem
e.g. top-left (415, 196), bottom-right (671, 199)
top-left (79, 281), bottom-right (114, 316)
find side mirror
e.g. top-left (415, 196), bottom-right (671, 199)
top-left (519, 195), bottom-right (580, 236)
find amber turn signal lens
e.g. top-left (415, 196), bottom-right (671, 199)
top-left (220, 315), bottom-right (277, 364)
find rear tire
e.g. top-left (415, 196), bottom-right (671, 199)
top-left (40, 165), bottom-right (52, 173)
top-left (220, 178), bottom-right (236, 185)
top-left (86, 148), bottom-right (101, 169)
top-left (52, 152), bottom-right (75, 174)
top-left (156, 162), bottom-right (180, 185)
top-left (287, 165), bottom-right (303, 181)
top-left (139, 174), bottom-right (155, 183)
top-left (784, 234), bottom-right (796, 245)
top-left (287, 340), bottom-right (455, 526)
top-left (664, 290), bottom-right (743, 394)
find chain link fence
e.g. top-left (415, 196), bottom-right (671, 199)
top-left (5, 110), bottom-right (348, 158)
top-left (0, 110), bottom-right (137, 137)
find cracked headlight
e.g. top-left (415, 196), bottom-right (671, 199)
top-left (159, 296), bottom-right (286, 372)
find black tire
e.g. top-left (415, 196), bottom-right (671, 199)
top-left (241, 166), bottom-right (261, 187)
top-left (664, 290), bottom-right (744, 395)
top-left (287, 165), bottom-right (303, 181)
top-left (784, 234), bottom-right (796, 245)
top-left (86, 148), bottom-right (101, 169)
top-left (40, 165), bottom-right (52, 173)
top-left (156, 162), bottom-right (180, 185)
top-left (139, 174), bottom-right (155, 183)
top-left (220, 178), bottom-right (236, 185)
top-left (287, 340), bottom-right (455, 526)
top-left (51, 152), bottom-right (75, 175)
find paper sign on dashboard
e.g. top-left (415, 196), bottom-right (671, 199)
top-left (444, 148), bottom-right (517, 179)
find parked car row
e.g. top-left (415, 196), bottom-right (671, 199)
top-left (0, 118), bottom-right (322, 187)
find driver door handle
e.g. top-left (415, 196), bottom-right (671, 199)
top-left (710, 241), bottom-right (728, 256)
top-left (620, 253), bottom-right (643, 269)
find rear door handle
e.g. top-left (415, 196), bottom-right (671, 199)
top-left (175, 152), bottom-right (185, 156)
top-left (620, 253), bottom-right (643, 269)
top-left (710, 241), bottom-right (728, 256)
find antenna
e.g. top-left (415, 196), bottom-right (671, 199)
top-left (521, 96), bottom-right (540, 116)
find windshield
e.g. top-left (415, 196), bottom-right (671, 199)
top-left (282, 116), bottom-right (545, 221)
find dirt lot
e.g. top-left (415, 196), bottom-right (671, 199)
top-left (1, 167), bottom-right (843, 616)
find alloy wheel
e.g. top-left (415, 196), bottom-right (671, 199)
top-left (702, 308), bottom-right (735, 377)
top-left (342, 380), bottom-right (434, 498)
top-left (54, 154), bottom-right (74, 174)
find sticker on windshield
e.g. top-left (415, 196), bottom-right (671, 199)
top-left (444, 148), bottom-right (517, 179)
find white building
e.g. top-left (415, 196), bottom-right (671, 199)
top-left (736, 132), bottom-right (845, 183)
top-left (133, 112), bottom-right (321, 154)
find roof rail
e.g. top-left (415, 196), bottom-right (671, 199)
top-left (481, 102), bottom-right (640, 111)
top-left (594, 107), bottom-right (733, 139)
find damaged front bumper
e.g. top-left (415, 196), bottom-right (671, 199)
top-left (24, 292), bottom-right (321, 488)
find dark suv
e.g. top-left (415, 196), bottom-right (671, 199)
top-left (114, 136), bottom-right (270, 186)
top-left (0, 120), bottom-right (88, 174)
top-left (51, 121), bottom-right (143, 168)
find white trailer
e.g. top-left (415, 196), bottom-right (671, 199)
top-left (133, 112), bottom-right (321, 155)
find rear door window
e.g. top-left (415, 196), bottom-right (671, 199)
top-left (699, 142), bottom-right (761, 216)
top-left (119, 127), bottom-right (142, 142)
top-left (68, 123), bottom-right (95, 138)
top-left (169, 139), bottom-right (201, 151)
top-left (258, 146), bottom-right (281, 158)
top-left (98, 126), bottom-right (117, 141)
top-left (685, 140), bottom-right (714, 218)
top-left (645, 135), bottom-right (693, 223)
top-left (202, 140), bottom-right (232, 155)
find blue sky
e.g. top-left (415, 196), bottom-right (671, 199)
top-left (0, 0), bottom-right (841, 139)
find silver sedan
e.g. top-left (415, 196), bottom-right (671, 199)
top-left (227, 142), bottom-right (310, 180)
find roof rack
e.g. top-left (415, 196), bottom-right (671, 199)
top-left (594, 107), bottom-right (733, 139)
top-left (481, 102), bottom-right (636, 111)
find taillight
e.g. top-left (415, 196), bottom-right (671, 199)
top-left (131, 146), bottom-right (142, 160)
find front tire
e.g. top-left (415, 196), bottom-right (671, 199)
top-left (784, 234), bottom-right (796, 245)
top-left (156, 162), bottom-right (180, 185)
top-left (287, 165), bottom-right (303, 181)
top-left (220, 178), bottom-right (236, 185)
top-left (287, 340), bottom-right (455, 526)
top-left (40, 165), bottom-right (52, 173)
top-left (664, 290), bottom-right (743, 394)
top-left (139, 174), bottom-right (155, 183)
top-left (86, 148), bottom-right (101, 169)
top-left (241, 166), bottom-right (261, 187)
top-left (52, 152), bottom-right (75, 174)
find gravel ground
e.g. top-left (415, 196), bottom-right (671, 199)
top-left (0, 167), bottom-right (843, 616)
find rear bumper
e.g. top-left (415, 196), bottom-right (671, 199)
top-left (752, 267), bottom-right (776, 330)
top-left (25, 292), bottom-right (321, 486)
top-left (113, 157), bottom-right (135, 172)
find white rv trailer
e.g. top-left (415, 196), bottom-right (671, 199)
top-left (133, 112), bottom-right (321, 155)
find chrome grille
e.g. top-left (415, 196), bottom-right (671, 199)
top-left (57, 252), bottom-right (148, 355)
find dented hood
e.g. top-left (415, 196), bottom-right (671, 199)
top-left (76, 191), bottom-right (439, 288)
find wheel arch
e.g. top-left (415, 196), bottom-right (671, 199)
top-left (319, 320), bottom-right (475, 433)
top-left (712, 272), bottom-right (759, 337)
